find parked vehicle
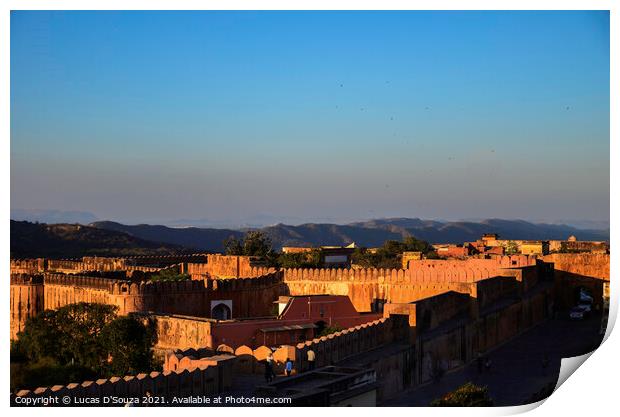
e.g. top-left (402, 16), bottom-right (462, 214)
top-left (577, 302), bottom-right (592, 313)
top-left (579, 289), bottom-right (594, 304)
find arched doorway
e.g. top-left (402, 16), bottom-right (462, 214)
top-left (212, 303), bottom-right (232, 320)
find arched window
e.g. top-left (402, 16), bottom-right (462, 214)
top-left (212, 303), bottom-right (232, 320)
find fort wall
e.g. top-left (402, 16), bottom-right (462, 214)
top-left (544, 253), bottom-right (610, 281)
top-left (11, 255), bottom-right (204, 275)
top-left (282, 266), bottom-right (502, 312)
top-left (41, 271), bottom-right (286, 318)
top-left (10, 259), bottom-right (46, 274)
top-left (183, 255), bottom-right (273, 279)
top-left (148, 314), bottom-right (215, 351)
top-left (10, 253), bottom-right (599, 403)
top-left (12, 356), bottom-right (236, 404)
top-left (10, 275), bottom-right (45, 339)
top-left (294, 318), bottom-right (395, 371)
top-left (543, 253), bottom-right (610, 309)
top-left (164, 352), bottom-right (235, 374)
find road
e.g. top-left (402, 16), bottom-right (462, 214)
top-left (383, 312), bottom-right (604, 406)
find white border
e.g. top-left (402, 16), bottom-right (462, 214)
top-left (2, 2), bottom-right (616, 417)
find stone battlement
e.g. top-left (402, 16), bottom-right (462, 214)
top-left (294, 318), bottom-right (396, 370)
top-left (10, 274), bottom-right (44, 286)
top-left (39, 271), bottom-right (283, 294)
top-left (11, 356), bottom-right (236, 404)
top-left (11, 256), bottom-right (176, 275)
top-left (183, 255), bottom-right (273, 279)
top-left (44, 273), bottom-right (130, 291)
top-left (282, 266), bottom-right (501, 284)
top-left (543, 253), bottom-right (610, 281)
top-left (214, 317), bottom-right (398, 375)
top-left (11, 270), bottom-right (287, 333)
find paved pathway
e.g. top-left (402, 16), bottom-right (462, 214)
top-left (383, 313), bottom-right (604, 406)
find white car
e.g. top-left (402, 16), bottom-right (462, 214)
top-left (570, 307), bottom-right (585, 320)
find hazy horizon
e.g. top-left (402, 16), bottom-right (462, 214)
top-left (11, 11), bottom-right (610, 225)
top-left (9, 207), bottom-right (611, 232)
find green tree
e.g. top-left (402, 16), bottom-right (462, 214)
top-left (242, 231), bottom-right (273, 257)
top-left (277, 249), bottom-right (322, 268)
top-left (351, 236), bottom-right (437, 269)
top-left (504, 240), bottom-right (519, 255)
top-left (11, 357), bottom-right (97, 392)
top-left (223, 236), bottom-right (244, 255)
top-left (403, 236), bottom-right (435, 254)
top-left (317, 324), bottom-right (344, 337)
top-left (99, 316), bottom-right (157, 376)
top-left (54, 303), bottom-right (118, 369)
top-left (18, 303), bottom-right (117, 369)
top-left (430, 382), bottom-right (494, 406)
top-left (223, 231), bottom-right (279, 266)
top-left (16, 310), bottom-right (63, 363)
top-left (13, 303), bottom-right (159, 391)
top-left (149, 267), bottom-right (190, 282)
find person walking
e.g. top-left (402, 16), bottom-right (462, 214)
top-left (265, 353), bottom-right (275, 383)
top-left (307, 349), bottom-right (316, 371)
top-left (285, 358), bottom-right (294, 376)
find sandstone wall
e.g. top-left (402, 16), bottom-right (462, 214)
top-left (419, 324), bottom-right (471, 383)
top-left (12, 257), bottom-right (171, 275)
top-left (475, 276), bottom-right (519, 309)
top-left (544, 253), bottom-right (610, 281)
top-left (10, 259), bottom-right (46, 274)
top-left (544, 253), bottom-right (610, 309)
top-left (282, 267), bottom-right (500, 312)
top-left (148, 314), bottom-right (215, 351)
top-left (41, 271), bottom-right (286, 318)
top-left (414, 291), bottom-right (472, 332)
top-left (184, 255), bottom-right (271, 279)
top-left (294, 318), bottom-right (395, 371)
top-left (12, 359), bottom-right (235, 405)
top-left (10, 275), bottom-right (45, 339)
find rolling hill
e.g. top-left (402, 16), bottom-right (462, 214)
top-left (88, 218), bottom-right (609, 252)
top-left (10, 221), bottom-right (187, 259)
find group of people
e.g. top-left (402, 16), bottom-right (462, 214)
top-left (263, 349), bottom-right (316, 383)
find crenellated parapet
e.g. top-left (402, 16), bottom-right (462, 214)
top-left (281, 264), bottom-right (516, 312)
top-left (11, 356), bottom-right (236, 405)
top-left (184, 254), bottom-right (269, 279)
top-left (10, 258), bottom-right (47, 274)
top-left (282, 264), bottom-right (507, 285)
top-left (44, 273), bottom-right (130, 291)
top-left (123, 254), bottom-right (209, 267)
top-left (10, 270), bottom-right (287, 322)
top-left (10, 273), bottom-right (46, 339)
top-left (10, 273), bottom-right (44, 286)
top-left (210, 271), bottom-right (284, 292)
top-left (294, 318), bottom-right (395, 371)
top-left (12, 256), bottom-right (176, 275)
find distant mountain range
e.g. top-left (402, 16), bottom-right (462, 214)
top-left (90, 221), bottom-right (243, 253)
top-left (11, 209), bottom-right (99, 225)
top-left (10, 221), bottom-right (186, 259)
top-left (88, 218), bottom-right (609, 253)
top-left (10, 217), bottom-right (609, 259)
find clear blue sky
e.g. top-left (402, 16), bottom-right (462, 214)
top-left (10, 11), bottom-right (610, 225)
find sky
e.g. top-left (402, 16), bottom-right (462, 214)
top-left (10, 11), bottom-right (610, 226)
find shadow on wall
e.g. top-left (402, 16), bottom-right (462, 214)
top-left (552, 271), bottom-right (607, 311)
